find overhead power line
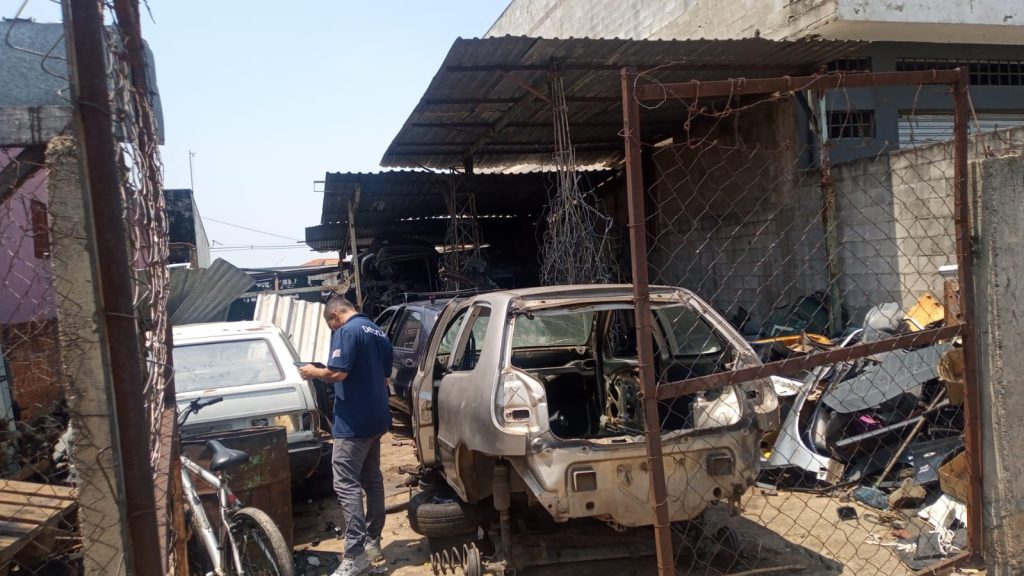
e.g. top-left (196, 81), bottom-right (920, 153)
top-left (202, 216), bottom-right (303, 242)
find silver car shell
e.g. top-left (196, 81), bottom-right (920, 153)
top-left (412, 285), bottom-right (777, 526)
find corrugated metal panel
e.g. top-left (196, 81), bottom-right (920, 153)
top-left (254, 294), bottom-right (332, 364)
top-left (170, 259), bottom-right (255, 325)
top-left (899, 113), bottom-right (1024, 148)
top-left (382, 36), bottom-right (868, 171)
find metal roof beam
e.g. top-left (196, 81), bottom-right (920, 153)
top-left (390, 139), bottom-right (618, 148)
top-left (444, 63), bottom-right (811, 73)
top-left (420, 96), bottom-right (618, 106)
top-left (385, 145), bottom-right (623, 156)
top-left (408, 120), bottom-right (668, 128)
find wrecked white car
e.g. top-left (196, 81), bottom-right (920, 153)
top-left (409, 285), bottom-right (778, 532)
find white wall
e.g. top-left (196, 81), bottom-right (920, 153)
top-left (487, 0), bottom-right (1024, 43)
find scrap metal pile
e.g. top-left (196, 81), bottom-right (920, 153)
top-left (756, 291), bottom-right (968, 570)
top-left (0, 404), bottom-right (71, 482)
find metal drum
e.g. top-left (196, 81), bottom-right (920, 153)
top-left (181, 426), bottom-right (293, 548)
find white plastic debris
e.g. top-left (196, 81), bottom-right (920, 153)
top-left (917, 494), bottom-right (967, 531)
top-left (769, 375), bottom-right (805, 397)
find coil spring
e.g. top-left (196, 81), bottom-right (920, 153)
top-left (429, 542), bottom-right (479, 575)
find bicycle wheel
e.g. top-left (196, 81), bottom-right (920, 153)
top-left (228, 507), bottom-right (294, 576)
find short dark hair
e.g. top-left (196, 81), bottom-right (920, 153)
top-left (324, 296), bottom-right (355, 317)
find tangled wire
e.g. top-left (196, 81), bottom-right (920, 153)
top-left (538, 69), bottom-right (617, 286)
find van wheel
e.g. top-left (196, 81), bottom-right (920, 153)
top-left (408, 489), bottom-right (481, 538)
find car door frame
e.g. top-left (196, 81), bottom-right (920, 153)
top-left (390, 306), bottom-right (425, 412)
top-left (410, 299), bottom-right (467, 467)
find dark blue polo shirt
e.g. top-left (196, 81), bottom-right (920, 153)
top-left (326, 313), bottom-right (393, 438)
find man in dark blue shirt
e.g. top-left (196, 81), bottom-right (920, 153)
top-left (299, 297), bottom-right (392, 576)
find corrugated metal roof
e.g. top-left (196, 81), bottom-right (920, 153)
top-left (305, 168), bottom-right (617, 252)
top-left (382, 36), bottom-right (868, 170)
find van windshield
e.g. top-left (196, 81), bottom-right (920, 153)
top-left (174, 339), bottom-right (283, 393)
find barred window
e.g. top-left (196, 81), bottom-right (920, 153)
top-left (895, 58), bottom-right (1024, 86)
top-left (826, 58), bottom-right (872, 73)
top-left (828, 111), bottom-right (875, 139)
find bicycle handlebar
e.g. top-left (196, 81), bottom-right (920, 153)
top-left (177, 396), bottom-right (224, 428)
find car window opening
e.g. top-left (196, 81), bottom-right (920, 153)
top-left (509, 304), bottom-right (740, 441)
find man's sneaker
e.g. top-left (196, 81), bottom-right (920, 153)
top-left (331, 553), bottom-right (369, 576)
top-left (365, 537), bottom-right (384, 564)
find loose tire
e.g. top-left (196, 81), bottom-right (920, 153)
top-left (407, 489), bottom-right (481, 538)
top-left (228, 507), bottom-right (294, 576)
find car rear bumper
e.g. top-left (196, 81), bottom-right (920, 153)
top-left (508, 416), bottom-right (761, 527)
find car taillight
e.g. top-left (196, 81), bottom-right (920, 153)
top-left (301, 412), bottom-right (313, 431)
top-left (496, 369), bottom-right (546, 431)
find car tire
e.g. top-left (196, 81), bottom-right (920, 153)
top-left (407, 489), bottom-right (481, 538)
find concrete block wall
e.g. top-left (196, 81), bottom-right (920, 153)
top-left (638, 91), bottom-right (1022, 329)
top-left (832, 155), bottom-right (902, 321)
top-left (647, 100), bottom-right (810, 323)
top-left (827, 126), bottom-right (1024, 321)
top-left (888, 126), bottom-right (1024, 311)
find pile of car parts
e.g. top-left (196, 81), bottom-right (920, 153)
top-left (758, 292), bottom-right (969, 570)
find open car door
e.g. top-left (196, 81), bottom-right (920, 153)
top-left (409, 298), bottom-right (465, 467)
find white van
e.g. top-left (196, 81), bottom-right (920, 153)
top-left (172, 321), bottom-right (324, 482)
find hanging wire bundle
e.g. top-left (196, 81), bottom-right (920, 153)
top-left (539, 68), bottom-right (617, 286)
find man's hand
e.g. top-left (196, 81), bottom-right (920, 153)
top-left (299, 364), bottom-right (348, 383)
top-left (298, 364), bottom-right (322, 380)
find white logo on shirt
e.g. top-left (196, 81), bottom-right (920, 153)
top-left (331, 349), bottom-right (341, 358)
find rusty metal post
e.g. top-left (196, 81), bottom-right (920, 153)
top-left (64, 1), bottom-right (162, 574)
top-left (952, 67), bottom-right (984, 558)
top-left (621, 66), bottom-right (675, 576)
top-left (348, 186), bottom-right (363, 309)
top-left (813, 91), bottom-right (843, 336)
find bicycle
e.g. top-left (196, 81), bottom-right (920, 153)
top-left (178, 396), bottom-right (295, 576)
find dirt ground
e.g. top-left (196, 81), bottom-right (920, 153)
top-left (290, 431), bottom-right (979, 576)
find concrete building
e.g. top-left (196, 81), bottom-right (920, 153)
top-left (164, 188), bottom-right (212, 268)
top-left (488, 1), bottom-right (1024, 163)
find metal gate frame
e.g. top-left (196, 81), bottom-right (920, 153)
top-left (618, 67), bottom-right (980, 576)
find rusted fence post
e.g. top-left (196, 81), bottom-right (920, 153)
top-left (621, 66), bottom-right (675, 576)
top-left (952, 66), bottom-right (984, 560)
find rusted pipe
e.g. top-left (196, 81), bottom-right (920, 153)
top-left (635, 69), bottom-right (963, 101)
top-left (657, 325), bottom-right (960, 400)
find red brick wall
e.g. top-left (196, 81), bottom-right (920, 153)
top-left (1, 319), bottom-right (63, 421)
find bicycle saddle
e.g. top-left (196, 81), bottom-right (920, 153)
top-left (207, 440), bottom-right (250, 472)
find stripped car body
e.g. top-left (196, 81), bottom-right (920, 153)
top-left (411, 285), bottom-right (778, 527)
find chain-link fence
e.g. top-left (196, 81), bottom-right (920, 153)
top-left (618, 68), bottom-right (1004, 575)
top-left (0, 1), bottom-right (177, 574)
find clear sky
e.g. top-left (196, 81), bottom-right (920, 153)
top-left (16, 1), bottom-right (510, 268)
